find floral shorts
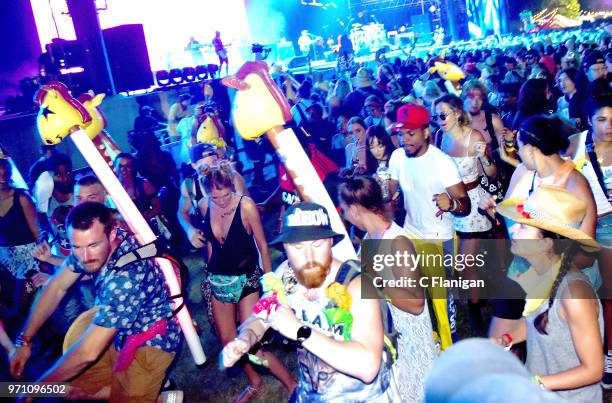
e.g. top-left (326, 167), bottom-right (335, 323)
top-left (201, 266), bottom-right (263, 327)
top-left (0, 243), bottom-right (39, 279)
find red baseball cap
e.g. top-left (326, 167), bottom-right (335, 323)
top-left (393, 103), bottom-right (430, 130)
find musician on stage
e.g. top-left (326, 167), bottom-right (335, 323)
top-left (186, 36), bottom-right (204, 66)
top-left (298, 30), bottom-right (316, 57)
top-left (212, 31), bottom-right (229, 77)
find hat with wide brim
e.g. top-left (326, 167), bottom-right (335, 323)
top-left (63, 307), bottom-right (99, 352)
top-left (353, 68), bottom-right (375, 88)
top-left (497, 190), bottom-right (600, 252)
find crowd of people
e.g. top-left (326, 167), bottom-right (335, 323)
top-left (0, 22), bottom-right (611, 402)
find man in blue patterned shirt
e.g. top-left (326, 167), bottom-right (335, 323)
top-left (10, 202), bottom-right (181, 402)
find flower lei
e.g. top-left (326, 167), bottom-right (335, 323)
top-left (252, 272), bottom-right (287, 320)
top-left (254, 273), bottom-right (354, 341)
top-left (324, 282), bottom-right (353, 341)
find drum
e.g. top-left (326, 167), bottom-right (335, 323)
top-left (363, 23), bottom-right (386, 52)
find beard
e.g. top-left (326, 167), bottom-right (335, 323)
top-left (295, 257), bottom-right (332, 289)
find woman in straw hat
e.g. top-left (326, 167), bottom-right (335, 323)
top-left (494, 184), bottom-right (603, 402)
top-left (481, 115), bottom-right (598, 340)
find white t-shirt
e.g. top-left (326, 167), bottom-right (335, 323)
top-left (389, 145), bottom-right (462, 240)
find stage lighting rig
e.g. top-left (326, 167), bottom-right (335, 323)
top-left (301, 0), bottom-right (337, 10)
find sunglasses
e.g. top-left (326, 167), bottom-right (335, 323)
top-left (432, 113), bottom-right (448, 121)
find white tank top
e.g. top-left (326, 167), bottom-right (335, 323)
top-left (573, 130), bottom-right (612, 216)
top-left (511, 166), bottom-right (556, 199)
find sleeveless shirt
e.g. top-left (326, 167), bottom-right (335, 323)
top-left (0, 189), bottom-right (35, 247)
top-left (287, 262), bottom-right (395, 402)
top-left (526, 271), bottom-right (603, 403)
top-left (202, 196), bottom-right (259, 276)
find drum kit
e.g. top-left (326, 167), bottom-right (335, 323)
top-left (350, 22), bottom-right (386, 53)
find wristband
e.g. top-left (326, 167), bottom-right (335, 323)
top-left (15, 333), bottom-right (33, 348)
top-left (532, 374), bottom-right (546, 389)
top-left (450, 198), bottom-right (458, 212)
top-left (501, 333), bottom-right (513, 350)
top-left (501, 333), bottom-right (512, 345)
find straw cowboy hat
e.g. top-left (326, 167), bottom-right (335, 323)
top-left (63, 307), bottom-right (100, 352)
top-left (353, 68), bottom-right (375, 88)
top-left (497, 184), bottom-right (600, 252)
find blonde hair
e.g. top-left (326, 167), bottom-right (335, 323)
top-left (434, 94), bottom-right (471, 127)
top-left (202, 161), bottom-right (235, 193)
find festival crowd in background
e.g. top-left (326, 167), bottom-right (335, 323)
top-left (0, 22), bottom-right (611, 403)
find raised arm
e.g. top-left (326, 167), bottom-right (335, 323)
top-left (269, 276), bottom-right (384, 383)
top-left (433, 181), bottom-right (471, 217)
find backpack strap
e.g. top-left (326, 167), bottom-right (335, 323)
top-left (113, 238), bottom-right (186, 317)
top-left (114, 238), bottom-right (166, 269)
top-left (335, 259), bottom-right (361, 285)
top-left (335, 259), bottom-right (398, 362)
top-left (484, 111), bottom-right (500, 151)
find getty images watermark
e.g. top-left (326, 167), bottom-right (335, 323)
top-left (371, 248), bottom-right (487, 290)
top-left (359, 239), bottom-right (608, 300)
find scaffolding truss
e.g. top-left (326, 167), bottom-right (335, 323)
top-left (347, 0), bottom-right (442, 26)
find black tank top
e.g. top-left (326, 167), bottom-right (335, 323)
top-left (131, 177), bottom-right (155, 213)
top-left (203, 196), bottom-right (259, 276)
top-left (0, 189), bottom-right (36, 247)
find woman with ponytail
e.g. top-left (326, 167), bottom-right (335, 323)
top-left (495, 185), bottom-right (603, 402)
top-left (338, 175), bottom-right (436, 402)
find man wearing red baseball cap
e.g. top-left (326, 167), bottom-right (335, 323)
top-left (388, 103), bottom-right (470, 344)
top-left (389, 103), bottom-right (470, 239)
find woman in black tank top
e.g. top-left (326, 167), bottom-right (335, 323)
top-left (0, 159), bottom-right (42, 321)
top-left (197, 164), bottom-right (296, 399)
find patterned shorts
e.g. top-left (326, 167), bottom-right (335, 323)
top-left (0, 243), bottom-right (39, 279)
top-left (200, 266), bottom-right (263, 328)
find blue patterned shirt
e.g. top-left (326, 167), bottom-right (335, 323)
top-left (66, 230), bottom-right (181, 353)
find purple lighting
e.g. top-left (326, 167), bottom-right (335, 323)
top-left (30, 0), bottom-right (252, 72)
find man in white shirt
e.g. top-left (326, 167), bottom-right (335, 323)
top-left (388, 104), bottom-right (469, 240)
top-left (388, 103), bottom-right (470, 344)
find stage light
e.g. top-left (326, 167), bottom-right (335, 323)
top-left (182, 67), bottom-right (196, 82)
top-left (207, 64), bottom-right (219, 78)
top-left (169, 68), bottom-right (183, 84)
top-left (155, 70), bottom-right (170, 86)
top-left (429, 5), bottom-right (437, 13)
top-left (195, 65), bottom-right (208, 80)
